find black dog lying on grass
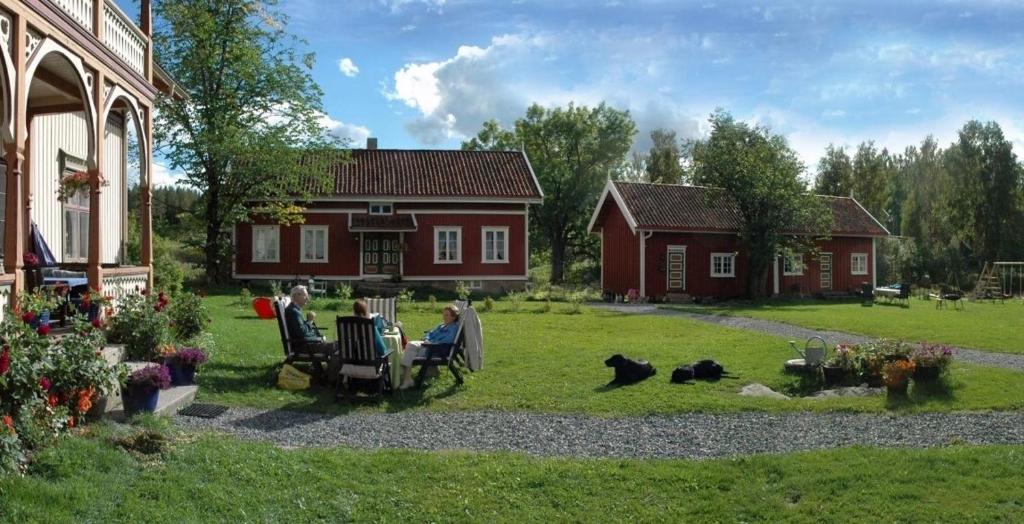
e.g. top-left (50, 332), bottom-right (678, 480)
top-left (605, 354), bottom-right (657, 385)
top-left (671, 360), bottom-right (727, 383)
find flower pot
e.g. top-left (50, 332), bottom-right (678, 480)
top-left (823, 366), bottom-right (847, 386)
top-left (124, 386), bottom-right (160, 414)
top-left (914, 365), bottom-right (941, 383)
top-left (168, 361), bottom-right (197, 386)
top-left (864, 372), bottom-right (884, 388)
top-left (886, 381), bottom-right (909, 396)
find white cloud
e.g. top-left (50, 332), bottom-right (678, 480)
top-left (379, 0), bottom-right (444, 13)
top-left (318, 113), bottom-right (372, 145)
top-left (151, 162), bottom-right (185, 188)
top-left (338, 57), bottom-right (360, 77)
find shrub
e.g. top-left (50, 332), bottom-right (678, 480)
top-left (455, 281), bottom-right (471, 300)
top-left (567, 291), bottom-right (584, 314)
top-left (267, 280), bottom-right (282, 297)
top-left (108, 292), bottom-right (172, 361)
top-left (506, 290), bottom-right (525, 312)
top-left (397, 288), bottom-right (415, 313)
top-left (483, 296), bottom-right (495, 312)
top-left (237, 287), bottom-right (252, 308)
top-left (168, 292), bottom-right (210, 341)
top-left (0, 306), bottom-right (119, 473)
top-left (428, 294), bottom-right (438, 312)
top-left (333, 283), bottom-right (353, 302)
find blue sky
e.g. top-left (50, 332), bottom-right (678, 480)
top-left (143, 0), bottom-right (1024, 183)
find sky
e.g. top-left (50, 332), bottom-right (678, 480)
top-left (145, 0), bottom-right (1024, 185)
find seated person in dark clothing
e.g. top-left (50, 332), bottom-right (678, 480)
top-left (285, 285), bottom-right (336, 375)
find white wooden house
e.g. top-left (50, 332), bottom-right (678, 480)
top-left (0, 0), bottom-right (179, 312)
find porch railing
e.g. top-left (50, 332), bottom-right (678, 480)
top-left (102, 266), bottom-right (149, 307)
top-left (52, 0), bottom-right (94, 33)
top-left (49, 0), bottom-right (147, 77)
top-left (102, 0), bottom-right (146, 76)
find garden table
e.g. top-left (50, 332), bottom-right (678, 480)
top-left (874, 287), bottom-right (900, 299)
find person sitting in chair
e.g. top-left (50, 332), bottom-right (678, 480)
top-left (398, 304), bottom-right (460, 389)
top-left (352, 298), bottom-right (389, 357)
top-left (285, 285), bottom-right (335, 375)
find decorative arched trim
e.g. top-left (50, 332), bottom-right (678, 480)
top-left (101, 85), bottom-right (148, 186)
top-left (23, 38), bottom-right (97, 168)
top-left (0, 41), bottom-right (14, 144)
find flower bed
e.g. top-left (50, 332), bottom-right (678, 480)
top-left (0, 295), bottom-right (123, 474)
top-left (819, 339), bottom-right (954, 394)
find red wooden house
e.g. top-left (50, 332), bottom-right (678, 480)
top-left (588, 181), bottom-right (890, 300)
top-left (233, 142), bottom-right (544, 292)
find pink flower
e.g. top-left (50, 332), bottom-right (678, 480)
top-left (0, 347), bottom-right (9, 375)
top-left (91, 318), bottom-right (103, 329)
top-left (37, 325), bottom-right (52, 336)
top-left (21, 311), bottom-right (35, 323)
top-left (39, 377), bottom-right (51, 391)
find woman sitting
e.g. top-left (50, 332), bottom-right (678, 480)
top-left (352, 298), bottom-right (389, 357)
top-left (398, 304), bottom-right (460, 389)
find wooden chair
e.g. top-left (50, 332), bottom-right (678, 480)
top-left (335, 316), bottom-right (393, 400)
top-left (272, 298), bottom-right (333, 377)
top-left (412, 319), bottom-right (466, 389)
top-left (364, 297), bottom-right (397, 326)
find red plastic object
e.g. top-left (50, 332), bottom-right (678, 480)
top-left (252, 297), bottom-right (276, 319)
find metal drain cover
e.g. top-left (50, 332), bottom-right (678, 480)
top-left (178, 403), bottom-right (229, 418)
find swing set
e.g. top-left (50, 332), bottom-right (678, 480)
top-left (971, 261), bottom-right (1024, 303)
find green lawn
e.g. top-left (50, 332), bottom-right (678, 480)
top-left (662, 297), bottom-right (1024, 354)
top-left (197, 293), bottom-right (1024, 415)
top-left (3, 422), bottom-right (1023, 523)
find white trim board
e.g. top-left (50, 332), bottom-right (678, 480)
top-left (586, 180), bottom-right (639, 235)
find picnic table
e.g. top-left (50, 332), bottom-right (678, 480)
top-left (381, 327), bottom-right (404, 386)
top-left (874, 287), bottom-right (900, 299)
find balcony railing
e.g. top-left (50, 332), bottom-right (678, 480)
top-left (49, 0), bottom-right (147, 77)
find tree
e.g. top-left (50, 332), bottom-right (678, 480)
top-left (944, 120), bottom-right (1022, 263)
top-left (645, 129), bottom-right (685, 184)
top-left (153, 0), bottom-right (338, 282)
top-left (463, 103), bottom-right (636, 283)
top-left (814, 144), bottom-right (853, 196)
top-left (685, 110), bottom-right (831, 297)
top-left (850, 141), bottom-right (894, 220)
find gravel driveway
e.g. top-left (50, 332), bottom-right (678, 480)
top-left (176, 407), bottom-right (1024, 459)
top-left (589, 304), bottom-right (1024, 372)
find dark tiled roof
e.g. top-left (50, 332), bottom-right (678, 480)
top-left (349, 214), bottom-right (417, 232)
top-left (610, 181), bottom-right (888, 236)
top-left (305, 149), bottom-right (542, 200)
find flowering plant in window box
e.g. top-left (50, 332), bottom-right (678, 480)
top-left (56, 171), bottom-right (106, 203)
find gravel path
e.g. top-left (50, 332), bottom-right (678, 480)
top-left (589, 304), bottom-right (1024, 372)
top-left (176, 407), bottom-right (1024, 459)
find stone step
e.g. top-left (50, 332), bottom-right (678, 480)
top-left (107, 385), bottom-right (198, 419)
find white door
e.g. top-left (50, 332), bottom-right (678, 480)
top-left (819, 253), bottom-right (832, 290)
top-left (667, 246), bottom-right (686, 291)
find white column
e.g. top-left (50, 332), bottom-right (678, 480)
top-left (773, 255), bottom-right (780, 295)
top-left (639, 231), bottom-right (652, 298)
top-left (871, 237), bottom-right (878, 290)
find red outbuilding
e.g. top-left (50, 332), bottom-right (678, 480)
top-left (233, 141), bottom-right (544, 293)
top-left (588, 181), bottom-right (890, 300)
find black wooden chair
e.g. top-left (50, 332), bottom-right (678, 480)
top-left (335, 316), bottom-right (393, 400)
top-left (896, 283), bottom-right (912, 307)
top-left (412, 320), bottom-right (467, 389)
top-left (272, 298), bottom-right (333, 378)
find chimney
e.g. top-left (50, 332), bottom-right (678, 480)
top-left (366, 137), bottom-right (378, 150)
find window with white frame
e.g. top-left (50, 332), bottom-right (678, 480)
top-left (300, 225), bottom-right (329, 263)
top-left (369, 203), bottom-right (393, 215)
top-left (710, 253), bottom-right (736, 278)
top-left (252, 226), bottom-right (280, 263)
top-left (434, 227), bottom-right (462, 263)
top-left (481, 227), bottom-right (509, 263)
top-left (851, 253), bottom-right (868, 275)
top-left (63, 185), bottom-right (90, 263)
top-left (783, 253), bottom-right (804, 276)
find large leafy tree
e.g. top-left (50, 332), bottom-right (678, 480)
top-left (645, 129), bottom-right (685, 184)
top-left (944, 120), bottom-right (1022, 263)
top-left (814, 144), bottom-right (853, 196)
top-left (464, 103), bottom-right (636, 283)
top-left (153, 0), bottom-right (338, 281)
top-left (685, 110), bottom-right (831, 297)
top-left (850, 141), bottom-right (896, 221)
